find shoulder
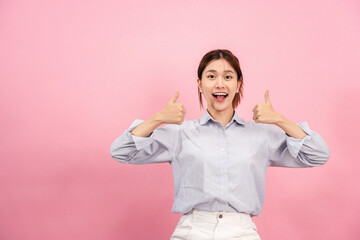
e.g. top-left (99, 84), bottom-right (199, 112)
top-left (242, 119), bottom-right (266, 130)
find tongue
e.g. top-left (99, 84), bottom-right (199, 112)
top-left (217, 96), bottom-right (225, 100)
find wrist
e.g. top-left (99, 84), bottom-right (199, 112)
top-left (153, 111), bottom-right (165, 125)
top-left (274, 112), bottom-right (287, 126)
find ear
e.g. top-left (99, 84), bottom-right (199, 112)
top-left (236, 81), bottom-right (241, 93)
top-left (197, 78), bottom-right (202, 92)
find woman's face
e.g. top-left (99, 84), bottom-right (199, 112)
top-left (197, 59), bottom-right (240, 114)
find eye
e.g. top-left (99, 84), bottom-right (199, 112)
top-left (207, 75), bottom-right (215, 79)
top-left (225, 75), bottom-right (233, 80)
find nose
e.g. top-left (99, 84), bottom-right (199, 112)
top-left (215, 76), bottom-right (225, 88)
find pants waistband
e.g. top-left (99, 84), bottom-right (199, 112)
top-left (184, 209), bottom-right (251, 224)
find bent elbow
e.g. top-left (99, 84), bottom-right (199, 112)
top-left (298, 148), bottom-right (330, 167)
top-left (318, 135), bottom-right (330, 166)
top-left (110, 152), bottom-right (129, 164)
top-left (307, 138), bottom-right (331, 167)
top-left (310, 146), bottom-right (330, 167)
top-left (109, 145), bottom-right (130, 164)
top-left (319, 144), bottom-right (330, 165)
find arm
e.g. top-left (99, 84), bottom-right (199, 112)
top-left (266, 121), bottom-right (330, 167)
top-left (274, 114), bottom-right (307, 139)
top-left (109, 117), bottom-right (179, 164)
top-left (130, 112), bottom-right (163, 137)
top-left (253, 89), bottom-right (330, 167)
top-left (110, 90), bottom-right (186, 164)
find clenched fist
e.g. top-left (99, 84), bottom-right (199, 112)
top-left (252, 89), bottom-right (282, 124)
top-left (158, 90), bottom-right (187, 125)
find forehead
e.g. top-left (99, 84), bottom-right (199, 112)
top-left (204, 59), bottom-right (235, 72)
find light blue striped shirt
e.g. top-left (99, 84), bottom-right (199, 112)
top-left (110, 110), bottom-right (329, 216)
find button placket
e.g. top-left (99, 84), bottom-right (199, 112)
top-left (218, 127), bottom-right (228, 195)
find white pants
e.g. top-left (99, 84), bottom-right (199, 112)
top-left (170, 209), bottom-right (261, 240)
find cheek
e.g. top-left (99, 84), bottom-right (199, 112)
top-left (231, 82), bottom-right (239, 91)
top-left (201, 83), bottom-right (213, 93)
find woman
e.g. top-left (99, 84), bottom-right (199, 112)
top-left (110, 49), bottom-right (330, 240)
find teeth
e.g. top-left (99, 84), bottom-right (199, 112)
top-left (213, 93), bottom-right (228, 96)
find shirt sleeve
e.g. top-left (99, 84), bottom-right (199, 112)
top-left (109, 119), bottom-right (179, 164)
top-left (266, 121), bottom-right (330, 168)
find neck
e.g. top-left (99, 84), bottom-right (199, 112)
top-left (207, 108), bottom-right (235, 127)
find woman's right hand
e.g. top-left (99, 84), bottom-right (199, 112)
top-left (157, 90), bottom-right (186, 125)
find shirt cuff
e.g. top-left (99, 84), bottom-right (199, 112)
top-left (285, 121), bottom-right (312, 158)
top-left (125, 119), bottom-right (154, 150)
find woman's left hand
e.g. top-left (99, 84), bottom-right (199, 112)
top-left (252, 89), bottom-right (282, 124)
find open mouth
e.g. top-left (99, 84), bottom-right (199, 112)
top-left (212, 93), bottom-right (228, 100)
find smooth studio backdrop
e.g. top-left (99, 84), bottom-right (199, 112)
top-left (1, 0), bottom-right (359, 239)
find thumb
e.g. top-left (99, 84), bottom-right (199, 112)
top-left (170, 90), bottom-right (180, 103)
top-left (264, 89), bottom-right (271, 104)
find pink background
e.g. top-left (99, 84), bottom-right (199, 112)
top-left (1, 0), bottom-right (360, 239)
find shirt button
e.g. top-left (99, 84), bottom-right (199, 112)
top-left (219, 214), bottom-right (223, 218)
top-left (221, 168), bottom-right (225, 173)
top-left (221, 148), bottom-right (224, 151)
top-left (219, 130), bottom-right (223, 134)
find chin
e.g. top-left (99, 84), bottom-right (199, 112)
top-left (213, 105), bottom-right (231, 112)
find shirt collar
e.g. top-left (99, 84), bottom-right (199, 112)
top-left (200, 109), bottom-right (245, 126)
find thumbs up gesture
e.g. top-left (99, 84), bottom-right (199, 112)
top-left (158, 90), bottom-right (187, 125)
top-left (252, 89), bottom-right (281, 124)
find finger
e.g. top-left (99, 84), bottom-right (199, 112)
top-left (180, 114), bottom-right (185, 124)
top-left (264, 89), bottom-right (270, 104)
top-left (170, 90), bottom-right (180, 103)
top-left (253, 113), bottom-right (259, 122)
top-left (252, 105), bottom-right (257, 112)
top-left (180, 104), bottom-right (186, 114)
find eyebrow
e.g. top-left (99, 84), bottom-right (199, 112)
top-left (205, 69), bottom-right (235, 73)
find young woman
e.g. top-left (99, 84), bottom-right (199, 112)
top-left (110, 49), bottom-right (330, 240)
